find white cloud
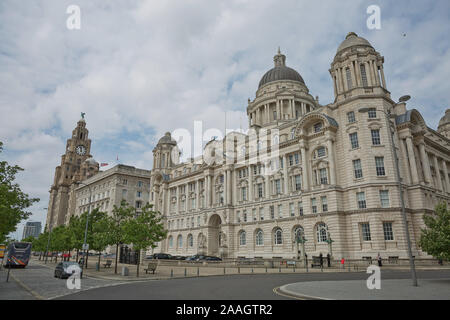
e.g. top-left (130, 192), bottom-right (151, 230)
top-left (1, 0), bottom-right (449, 237)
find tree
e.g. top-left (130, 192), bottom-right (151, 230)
top-left (22, 236), bottom-right (36, 244)
top-left (104, 200), bottom-right (134, 274)
top-left (420, 202), bottom-right (450, 261)
top-left (90, 210), bottom-right (110, 268)
top-left (51, 225), bottom-right (73, 262)
top-left (122, 204), bottom-right (167, 277)
top-left (0, 141), bottom-right (40, 242)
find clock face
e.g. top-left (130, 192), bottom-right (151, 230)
top-left (76, 145), bottom-right (86, 156)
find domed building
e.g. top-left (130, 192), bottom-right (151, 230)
top-left (145, 32), bottom-right (450, 261)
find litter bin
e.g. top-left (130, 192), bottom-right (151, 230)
top-left (121, 266), bottom-right (129, 276)
top-left (95, 262), bottom-right (100, 271)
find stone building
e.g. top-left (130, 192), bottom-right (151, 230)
top-left (149, 32), bottom-right (450, 260)
top-left (68, 164), bottom-right (151, 221)
top-left (46, 116), bottom-right (99, 230)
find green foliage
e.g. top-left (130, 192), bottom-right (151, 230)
top-left (122, 203), bottom-right (167, 253)
top-left (104, 200), bottom-right (134, 247)
top-left (420, 202), bottom-right (450, 261)
top-left (67, 208), bottom-right (109, 252)
top-left (21, 235), bottom-right (36, 244)
top-left (0, 141), bottom-right (40, 242)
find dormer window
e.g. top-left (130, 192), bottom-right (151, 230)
top-left (317, 147), bottom-right (326, 158)
top-left (314, 122), bottom-right (323, 133)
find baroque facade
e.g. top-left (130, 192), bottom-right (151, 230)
top-left (149, 32), bottom-right (450, 260)
top-left (46, 117), bottom-right (99, 230)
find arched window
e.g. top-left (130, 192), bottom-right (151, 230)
top-left (316, 223), bottom-right (328, 243)
top-left (187, 234), bottom-right (193, 247)
top-left (274, 228), bottom-right (283, 245)
top-left (177, 235), bottom-right (183, 248)
top-left (255, 230), bottom-right (264, 246)
top-left (294, 226), bottom-right (304, 243)
top-left (239, 231), bottom-right (246, 246)
top-left (168, 236), bottom-right (173, 248)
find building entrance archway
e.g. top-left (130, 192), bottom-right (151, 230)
top-left (207, 214), bottom-right (222, 256)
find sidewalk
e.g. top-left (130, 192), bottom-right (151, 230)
top-left (279, 278), bottom-right (450, 300)
top-left (31, 257), bottom-right (450, 282)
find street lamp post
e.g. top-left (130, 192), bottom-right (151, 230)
top-left (75, 181), bottom-right (92, 279)
top-left (325, 232), bottom-right (334, 258)
top-left (295, 235), bottom-right (308, 268)
top-left (359, 102), bottom-right (418, 286)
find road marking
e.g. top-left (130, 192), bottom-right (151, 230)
top-left (10, 272), bottom-right (45, 300)
top-left (273, 286), bottom-right (329, 300)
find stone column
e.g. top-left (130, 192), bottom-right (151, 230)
top-left (327, 138), bottom-right (337, 185)
top-left (406, 136), bottom-right (419, 184)
top-left (372, 60), bottom-right (380, 86)
top-left (176, 186), bottom-right (180, 214)
top-left (300, 145), bottom-right (309, 190)
top-left (248, 166), bottom-right (254, 201)
top-left (205, 175), bottom-right (210, 207)
top-left (264, 161), bottom-right (270, 198)
top-left (399, 139), bottom-right (411, 184)
top-left (350, 61), bottom-right (357, 87)
top-left (283, 154), bottom-right (289, 194)
top-left (265, 104), bottom-right (269, 123)
top-left (196, 180), bottom-right (200, 209)
top-left (355, 61), bottom-right (362, 87)
top-left (442, 159), bottom-right (450, 193)
top-left (228, 169), bottom-right (233, 205)
top-left (291, 100), bottom-right (295, 119)
top-left (419, 143), bottom-right (432, 184)
top-left (380, 64), bottom-right (387, 89)
top-left (433, 155), bottom-right (443, 191)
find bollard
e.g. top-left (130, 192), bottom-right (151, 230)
top-left (238, 267), bottom-right (240, 274)
top-left (252, 268), bottom-right (254, 274)
top-left (293, 267), bottom-right (295, 273)
top-left (279, 267), bottom-right (281, 273)
top-left (6, 266), bottom-right (11, 282)
top-left (184, 268), bottom-right (187, 277)
top-left (265, 267), bottom-right (267, 273)
top-left (197, 267), bottom-right (199, 277)
top-left (224, 267), bottom-right (225, 275)
top-left (171, 269), bottom-right (173, 277)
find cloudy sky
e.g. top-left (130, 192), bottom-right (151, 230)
top-left (1, 0), bottom-right (449, 239)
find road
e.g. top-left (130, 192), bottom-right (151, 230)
top-left (58, 269), bottom-right (450, 300)
top-left (0, 259), bottom-right (125, 300)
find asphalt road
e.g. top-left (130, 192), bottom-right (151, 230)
top-left (58, 270), bottom-right (450, 300)
top-left (0, 260), bottom-right (124, 300)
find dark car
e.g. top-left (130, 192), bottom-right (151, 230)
top-left (204, 256), bottom-right (222, 261)
top-left (152, 253), bottom-right (173, 260)
top-left (173, 256), bottom-right (186, 260)
top-left (186, 255), bottom-right (206, 261)
top-left (54, 261), bottom-right (83, 279)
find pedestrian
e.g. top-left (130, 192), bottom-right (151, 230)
top-left (326, 253), bottom-right (331, 267)
top-left (340, 258), bottom-right (345, 269)
top-left (319, 253), bottom-right (323, 268)
top-left (377, 253), bottom-right (382, 267)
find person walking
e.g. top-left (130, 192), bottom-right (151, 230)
top-left (377, 253), bottom-right (382, 267)
top-left (326, 253), bottom-right (331, 267)
top-left (319, 253), bottom-right (323, 268)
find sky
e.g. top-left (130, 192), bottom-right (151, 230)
top-left (1, 0), bottom-right (449, 240)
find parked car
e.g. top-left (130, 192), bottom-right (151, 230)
top-left (54, 261), bottom-right (83, 279)
top-left (204, 256), bottom-right (222, 261)
top-left (186, 255), bottom-right (206, 261)
top-left (173, 256), bottom-right (186, 260)
top-left (102, 253), bottom-right (116, 259)
top-left (148, 253), bottom-right (173, 260)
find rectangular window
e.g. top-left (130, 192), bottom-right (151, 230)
top-left (289, 155), bottom-right (294, 166)
top-left (259, 207), bottom-right (264, 221)
top-left (257, 183), bottom-right (263, 198)
top-left (122, 189), bottom-right (127, 199)
top-left (314, 122), bottom-right (323, 133)
top-left (253, 208), bottom-right (257, 221)
top-left (380, 190), bottom-right (390, 208)
top-left (273, 111), bottom-right (277, 120)
top-left (137, 181), bottom-right (143, 187)
top-left (349, 132), bottom-right (359, 149)
top-left (353, 159), bottom-right (363, 179)
top-left (135, 201), bottom-right (141, 209)
top-left (321, 196), bottom-right (328, 212)
top-left (375, 157), bottom-right (386, 176)
top-left (317, 147), bottom-right (326, 158)
top-left (275, 179), bottom-right (281, 194)
top-left (294, 153), bottom-right (300, 164)
top-left (197, 216), bottom-right (201, 226)
top-left (347, 111), bottom-right (355, 123)
top-left (298, 201), bottom-right (303, 216)
top-left (137, 191), bottom-right (142, 198)
top-left (383, 222), bottom-right (394, 240)
top-left (360, 64), bottom-right (368, 87)
top-left (243, 210), bottom-right (247, 222)
top-left (361, 223), bottom-right (371, 241)
top-left (270, 206), bottom-right (275, 219)
top-left (294, 175), bottom-right (302, 191)
top-left (242, 187), bottom-right (247, 201)
top-left (278, 204), bottom-right (283, 218)
top-left (346, 67), bottom-right (353, 89)
top-left (236, 211), bottom-right (241, 223)
top-left (371, 129), bottom-right (381, 145)
top-left (311, 198), bottom-right (317, 214)
top-left (368, 108), bottom-right (377, 118)
top-left (289, 203), bottom-right (295, 216)
top-left (319, 168), bottom-right (328, 185)
top-left (357, 192), bottom-right (367, 209)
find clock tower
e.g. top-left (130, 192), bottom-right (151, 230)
top-left (45, 115), bottom-right (99, 229)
